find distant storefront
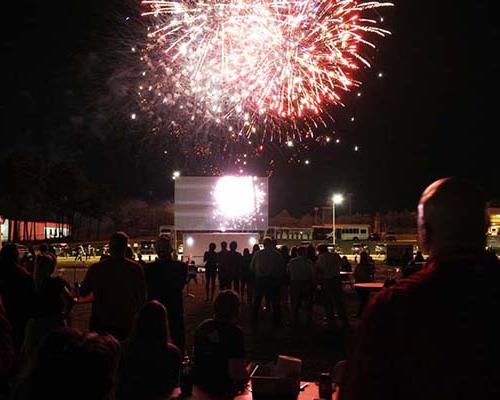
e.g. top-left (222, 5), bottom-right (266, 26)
top-left (0, 216), bottom-right (70, 243)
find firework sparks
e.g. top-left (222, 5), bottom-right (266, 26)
top-left (139, 0), bottom-right (392, 142)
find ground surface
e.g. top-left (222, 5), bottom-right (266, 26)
top-left (56, 259), bottom-right (397, 380)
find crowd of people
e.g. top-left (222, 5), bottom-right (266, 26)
top-left (1, 177), bottom-right (500, 399)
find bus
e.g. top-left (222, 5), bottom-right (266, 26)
top-left (312, 224), bottom-right (370, 242)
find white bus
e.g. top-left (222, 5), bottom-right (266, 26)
top-left (312, 224), bottom-right (370, 242)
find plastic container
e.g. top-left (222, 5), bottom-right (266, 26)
top-left (250, 365), bottom-right (300, 399)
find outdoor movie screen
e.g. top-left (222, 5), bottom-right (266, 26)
top-left (175, 176), bottom-right (268, 231)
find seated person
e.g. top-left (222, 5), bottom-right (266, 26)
top-left (193, 290), bottom-right (248, 395)
top-left (117, 301), bottom-right (181, 400)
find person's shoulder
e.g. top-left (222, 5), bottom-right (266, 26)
top-left (195, 318), bottom-right (217, 334)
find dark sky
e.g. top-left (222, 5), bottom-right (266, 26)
top-left (2, 1), bottom-right (499, 216)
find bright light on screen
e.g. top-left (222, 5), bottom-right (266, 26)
top-left (175, 176), bottom-right (268, 231)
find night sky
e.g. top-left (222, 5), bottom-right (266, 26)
top-left (2, 0), bottom-right (499, 216)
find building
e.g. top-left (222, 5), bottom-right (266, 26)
top-left (0, 217), bottom-right (70, 243)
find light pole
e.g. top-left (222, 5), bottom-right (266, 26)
top-left (332, 194), bottom-right (344, 246)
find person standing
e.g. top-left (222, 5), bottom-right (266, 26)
top-left (341, 178), bottom-right (500, 400)
top-left (0, 244), bottom-right (36, 353)
top-left (203, 243), bottom-right (218, 302)
top-left (287, 247), bottom-right (315, 325)
top-left (79, 232), bottom-right (146, 341)
top-left (144, 236), bottom-right (187, 352)
top-left (226, 241), bottom-right (243, 293)
top-left (217, 241), bottom-right (231, 291)
top-left (240, 248), bottom-right (253, 304)
top-left (250, 238), bottom-right (286, 326)
top-left (33, 244), bottom-right (57, 292)
top-left (315, 244), bottom-right (349, 327)
top-left (353, 251), bottom-right (375, 317)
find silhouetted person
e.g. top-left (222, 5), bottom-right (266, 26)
top-left (290, 246), bottom-right (298, 259)
top-left (144, 236), bottom-right (187, 351)
top-left (414, 250), bottom-right (425, 263)
top-left (279, 245), bottom-right (291, 266)
top-left (203, 243), bottom-right (218, 302)
top-left (193, 290), bottom-right (248, 395)
top-left (0, 298), bottom-right (14, 398)
top-left (125, 246), bottom-right (135, 261)
top-left (240, 248), bottom-right (253, 304)
top-left (217, 241), bottom-right (231, 290)
top-left (340, 256), bottom-right (352, 272)
top-left (341, 178), bottom-right (500, 400)
top-left (0, 244), bottom-right (36, 353)
top-left (316, 244), bottom-right (349, 327)
top-left (22, 328), bottom-right (120, 400)
top-left (250, 238), bottom-right (286, 326)
top-left (306, 244), bottom-right (317, 262)
top-left (400, 247), bottom-right (413, 267)
top-left (117, 301), bottom-right (181, 400)
top-left (226, 241), bottom-right (243, 292)
top-left (21, 277), bottom-right (75, 372)
top-left (79, 232), bottom-right (146, 341)
top-left (34, 244), bottom-right (56, 292)
top-left (288, 246), bottom-right (314, 324)
top-left (353, 251), bottom-right (375, 317)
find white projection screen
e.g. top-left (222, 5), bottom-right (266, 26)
top-left (175, 176), bottom-right (269, 231)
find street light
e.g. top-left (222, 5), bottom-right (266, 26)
top-left (332, 194), bottom-right (344, 246)
top-left (172, 170), bottom-right (181, 180)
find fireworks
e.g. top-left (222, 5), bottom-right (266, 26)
top-left (138, 0), bottom-right (392, 144)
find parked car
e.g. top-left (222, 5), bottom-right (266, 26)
top-left (375, 243), bottom-right (387, 255)
top-left (351, 242), bottom-right (369, 254)
top-left (327, 245), bottom-right (342, 254)
top-left (369, 233), bottom-right (381, 241)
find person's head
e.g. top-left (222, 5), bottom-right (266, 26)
top-left (229, 241), bottom-right (238, 251)
top-left (214, 290), bottom-right (240, 322)
top-left (342, 256), bottom-right (349, 263)
top-left (317, 244), bottom-right (328, 254)
top-left (280, 245), bottom-right (289, 256)
top-left (297, 246), bottom-right (307, 257)
top-left (243, 248), bottom-right (250, 256)
top-left (156, 236), bottom-right (173, 259)
top-left (252, 243), bottom-right (260, 253)
top-left (30, 328), bottom-right (120, 400)
top-left (306, 244), bottom-right (316, 259)
top-left (131, 301), bottom-right (169, 348)
top-left (39, 277), bottom-right (67, 317)
top-left (109, 232), bottom-right (129, 257)
top-left (263, 237), bottom-right (273, 249)
top-left (416, 251), bottom-right (422, 257)
top-left (359, 251), bottom-right (369, 265)
top-left (418, 178), bottom-right (486, 256)
top-left (39, 244), bottom-right (49, 254)
top-left (0, 244), bottom-right (18, 267)
top-left (271, 239), bottom-right (278, 248)
top-left (290, 246), bottom-right (298, 258)
top-left (209, 242), bottom-right (216, 252)
top-left (221, 241), bottom-right (228, 250)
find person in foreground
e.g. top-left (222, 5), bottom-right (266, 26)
top-left (19, 328), bottom-right (120, 400)
top-left (79, 232), bottom-right (146, 341)
top-left (117, 301), bottom-right (181, 400)
top-left (145, 236), bottom-right (187, 351)
top-left (340, 178), bottom-right (500, 400)
top-left (193, 290), bottom-right (248, 396)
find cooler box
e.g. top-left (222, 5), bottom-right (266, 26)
top-left (250, 365), bottom-right (300, 399)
